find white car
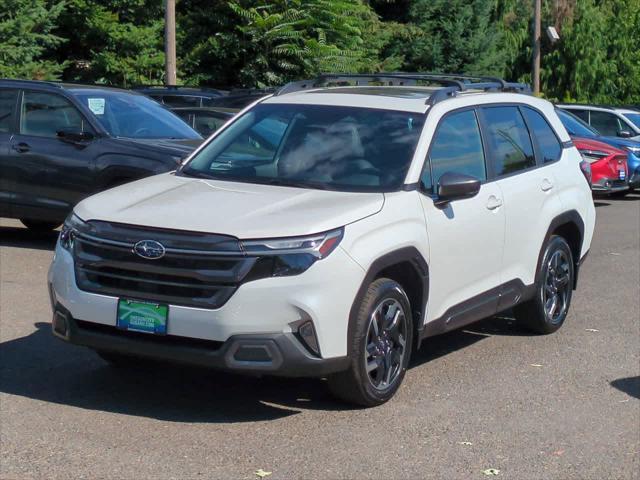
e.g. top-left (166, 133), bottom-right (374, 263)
top-left (48, 74), bottom-right (595, 406)
top-left (557, 104), bottom-right (640, 140)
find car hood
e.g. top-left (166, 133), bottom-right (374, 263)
top-left (114, 138), bottom-right (203, 159)
top-left (74, 173), bottom-right (385, 239)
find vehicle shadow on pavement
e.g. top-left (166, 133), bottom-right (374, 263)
top-left (610, 376), bottom-right (640, 400)
top-left (1, 318), bottom-right (530, 419)
top-left (0, 323), bottom-right (353, 421)
top-left (0, 226), bottom-right (58, 251)
top-left (411, 314), bottom-right (531, 368)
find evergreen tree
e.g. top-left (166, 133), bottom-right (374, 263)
top-left (396, 0), bottom-right (508, 76)
top-left (0, 0), bottom-right (67, 79)
top-left (55, 0), bottom-right (165, 86)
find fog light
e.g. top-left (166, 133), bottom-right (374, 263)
top-left (298, 321), bottom-right (320, 356)
top-left (52, 311), bottom-right (68, 336)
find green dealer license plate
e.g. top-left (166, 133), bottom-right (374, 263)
top-left (117, 299), bottom-right (168, 335)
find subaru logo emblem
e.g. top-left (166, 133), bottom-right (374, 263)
top-left (133, 240), bottom-right (166, 260)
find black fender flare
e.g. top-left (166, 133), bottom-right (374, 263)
top-left (535, 210), bottom-right (585, 289)
top-left (347, 247), bottom-right (429, 356)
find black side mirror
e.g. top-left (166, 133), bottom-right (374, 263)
top-left (434, 172), bottom-right (481, 207)
top-left (57, 129), bottom-right (95, 143)
top-left (618, 130), bottom-right (633, 138)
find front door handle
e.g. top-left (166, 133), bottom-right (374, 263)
top-left (486, 195), bottom-right (503, 210)
top-left (12, 142), bottom-right (30, 153)
top-left (541, 178), bottom-right (554, 191)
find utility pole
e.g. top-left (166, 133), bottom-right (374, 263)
top-left (164, 0), bottom-right (177, 86)
top-left (532, 0), bottom-right (541, 95)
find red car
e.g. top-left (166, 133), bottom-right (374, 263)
top-left (572, 137), bottom-right (629, 194)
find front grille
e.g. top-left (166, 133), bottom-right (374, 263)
top-left (73, 221), bottom-right (255, 309)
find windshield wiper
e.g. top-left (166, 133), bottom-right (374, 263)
top-left (178, 168), bottom-right (331, 190)
top-left (260, 178), bottom-right (330, 190)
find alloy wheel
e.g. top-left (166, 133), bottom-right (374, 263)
top-left (543, 249), bottom-right (571, 324)
top-left (364, 297), bottom-right (408, 390)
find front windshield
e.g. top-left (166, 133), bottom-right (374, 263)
top-left (180, 104), bottom-right (425, 192)
top-left (623, 113), bottom-right (640, 129)
top-left (556, 109), bottom-right (599, 137)
top-left (72, 91), bottom-right (201, 139)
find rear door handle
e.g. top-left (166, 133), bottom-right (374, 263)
top-left (12, 142), bottom-right (30, 153)
top-left (541, 178), bottom-right (554, 191)
top-left (486, 195), bottom-right (503, 210)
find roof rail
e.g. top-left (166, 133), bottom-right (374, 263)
top-left (275, 73), bottom-right (531, 105)
top-left (0, 78), bottom-right (64, 89)
top-left (133, 84), bottom-right (224, 92)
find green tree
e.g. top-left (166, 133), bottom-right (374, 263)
top-left (395, 0), bottom-right (508, 76)
top-left (0, 0), bottom-right (67, 79)
top-left (179, 0), bottom-right (395, 88)
top-left (55, 0), bottom-right (165, 86)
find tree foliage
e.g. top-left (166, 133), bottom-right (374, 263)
top-left (395, 0), bottom-right (507, 76)
top-left (0, 0), bottom-right (638, 103)
top-left (0, 0), bottom-right (67, 79)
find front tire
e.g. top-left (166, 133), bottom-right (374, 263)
top-left (328, 278), bottom-right (413, 407)
top-left (514, 235), bottom-right (574, 334)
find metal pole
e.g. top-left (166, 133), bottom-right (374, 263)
top-left (164, 0), bottom-right (177, 85)
top-left (532, 0), bottom-right (541, 95)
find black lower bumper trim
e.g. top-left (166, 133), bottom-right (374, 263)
top-left (52, 304), bottom-right (349, 378)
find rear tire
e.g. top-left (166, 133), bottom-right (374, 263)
top-left (514, 235), bottom-right (574, 334)
top-left (328, 278), bottom-right (413, 407)
top-left (20, 219), bottom-right (61, 232)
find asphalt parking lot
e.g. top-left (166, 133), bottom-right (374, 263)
top-left (1, 194), bottom-right (639, 480)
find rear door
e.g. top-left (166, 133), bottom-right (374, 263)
top-left (7, 90), bottom-right (100, 221)
top-left (0, 88), bottom-right (19, 217)
top-left (419, 109), bottom-right (506, 325)
top-left (479, 105), bottom-right (563, 307)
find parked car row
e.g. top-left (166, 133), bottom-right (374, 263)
top-left (556, 106), bottom-right (640, 195)
top-left (0, 79), bottom-right (204, 230)
top-left (1, 76), bottom-right (638, 232)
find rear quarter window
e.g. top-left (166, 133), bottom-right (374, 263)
top-left (522, 107), bottom-right (562, 163)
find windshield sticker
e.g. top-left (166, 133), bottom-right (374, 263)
top-left (87, 98), bottom-right (105, 115)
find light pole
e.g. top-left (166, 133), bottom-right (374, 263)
top-left (164, 0), bottom-right (177, 85)
top-left (532, 0), bottom-right (541, 95)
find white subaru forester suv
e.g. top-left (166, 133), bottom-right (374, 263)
top-left (48, 74), bottom-right (595, 406)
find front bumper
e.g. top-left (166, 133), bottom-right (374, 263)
top-left (48, 235), bottom-right (366, 362)
top-left (51, 303), bottom-right (348, 377)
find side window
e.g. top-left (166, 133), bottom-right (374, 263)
top-left (421, 110), bottom-right (486, 192)
top-left (522, 107), bottom-right (562, 163)
top-left (482, 106), bottom-right (536, 176)
top-left (194, 113), bottom-right (228, 136)
top-left (0, 89), bottom-right (18, 133)
top-left (589, 110), bottom-right (622, 137)
top-left (569, 109), bottom-right (589, 123)
top-left (20, 91), bottom-right (92, 138)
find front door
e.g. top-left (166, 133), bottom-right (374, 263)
top-left (0, 88), bottom-right (19, 217)
top-left (7, 90), bottom-right (99, 222)
top-left (418, 109), bottom-right (506, 327)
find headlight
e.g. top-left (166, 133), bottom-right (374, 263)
top-left (241, 228), bottom-right (343, 259)
top-left (59, 214), bottom-right (85, 251)
top-left (241, 229), bottom-right (344, 279)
